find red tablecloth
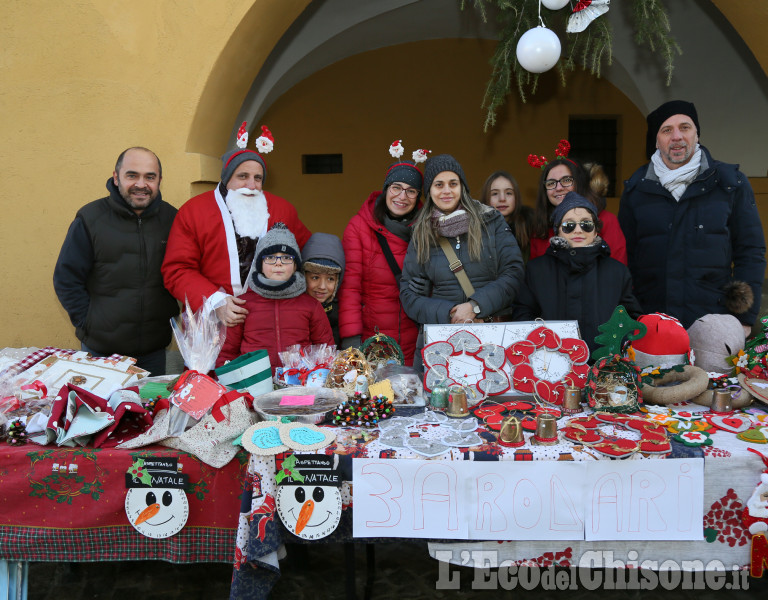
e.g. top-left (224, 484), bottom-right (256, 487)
top-left (0, 443), bottom-right (249, 563)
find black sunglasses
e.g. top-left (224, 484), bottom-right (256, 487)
top-left (560, 220), bottom-right (595, 234)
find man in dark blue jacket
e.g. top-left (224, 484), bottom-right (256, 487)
top-left (619, 100), bottom-right (766, 333)
top-left (53, 147), bottom-right (179, 374)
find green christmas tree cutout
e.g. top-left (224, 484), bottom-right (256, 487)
top-left (127, 458), bottom-right (152, 486)
top-left (592, 305), bottom-right (647, 362)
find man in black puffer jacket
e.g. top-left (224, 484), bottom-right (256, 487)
top-left (619, 100), bottom-right (766, 332)
top-left (53, 147), bottom-right (179, 374)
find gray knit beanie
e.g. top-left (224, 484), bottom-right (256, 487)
top-left (551, 191), bottom-right (598, 230)
top-left (220, 149), bottom-right (267, 186)
top-left (384, 161), bottom-right (423, 192)
top-left (423, 154), bottom-right (469, 196)
top-left (255, 222), bottom-right (301, 273)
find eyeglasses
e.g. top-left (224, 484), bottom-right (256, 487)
top-left (263, 255), bottom-right (295, 265)
top-left (389, 183), bottom-right (419, 199)
top-left (544, 176), bottom-right (575, 190)
top-left (560, 220), bottom-right (595, 234)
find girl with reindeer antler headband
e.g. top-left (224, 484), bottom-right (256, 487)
top-left (337, 141), bottom-right (430, 365)
top-left (528, 140), bottom-right (627, 265)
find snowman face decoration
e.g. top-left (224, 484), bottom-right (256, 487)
top-left (125, 487), bottom-right (189, 539)
top-left (276, 484), bottom-right (342, 540)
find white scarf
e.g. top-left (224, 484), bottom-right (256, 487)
top-left (225, 188), bottom-right (270, 239)
top-left (650, 144), bottom-right (702, 201)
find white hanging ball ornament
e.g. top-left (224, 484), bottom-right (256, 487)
top-left (516, 26), bottom-right (561, 74)
top-left (541, 0), bottom-right (570, 9)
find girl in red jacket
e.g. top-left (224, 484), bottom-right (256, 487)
top-left (215, 223), bottom-right (334, 372)
top-left (338, 158), bottom-right (423, 365)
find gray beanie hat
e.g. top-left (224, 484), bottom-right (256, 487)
top-left (220, 149), bottom-right (267, 186)
top-left (423, 154), bottom-right (469, 196)
top-left (551, 191), bottom-right (598, 230)
top-left (384, 161), bottom-right (423, 192)
top-left (255, 222), bottom-right (301, 273)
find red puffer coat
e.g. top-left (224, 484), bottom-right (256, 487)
top-left (215, 291), bottom-right (334, 372)
top-left (338, 192), bottom-right (419, 365)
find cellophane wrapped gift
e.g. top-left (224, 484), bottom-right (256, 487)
top-left (167, 299), bottom-right (226, 435)
top-left (275, 344), bottom-right (336, 387)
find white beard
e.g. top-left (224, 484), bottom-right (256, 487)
top-left (747, 487), bottom-right (768, 518)
top-left (225, 188), bottom-right (270, 239)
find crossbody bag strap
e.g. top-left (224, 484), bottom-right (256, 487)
top-left (374, 231), bottom-right (402, 286)
top-left (438, 237), bottom-right (475, 297)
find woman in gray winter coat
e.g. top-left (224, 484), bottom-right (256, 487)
top-left (399, 154), bottom-right (524, 337)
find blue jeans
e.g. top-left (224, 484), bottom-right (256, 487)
top-left (80, 344), bottom-right (167, 376)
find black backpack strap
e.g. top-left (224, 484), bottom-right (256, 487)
top-left (374, 231), bottom-right (402, 286)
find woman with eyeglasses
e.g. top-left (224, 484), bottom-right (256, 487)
top-left (338, 159), bottom-right (423, 364)
top-left (530, 157), bottom-right (627, 264)
top-left (513, 192), bottom-right (641, 355)
top-left (479, 170), bottom-right (534, 264)
top-left (400, 154), bottom-right (524, 365)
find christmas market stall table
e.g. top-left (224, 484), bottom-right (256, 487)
top-left (230, 400), bottom-right (768, 599)
top-left (0, 440), bottom-right (249, 593)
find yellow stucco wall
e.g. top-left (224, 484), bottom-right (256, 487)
top-left (2, 1), bottom-right (766, 351)
top-left (1, 0), bottom-right (310, 349)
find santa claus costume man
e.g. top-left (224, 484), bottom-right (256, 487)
top-left (162, 124), bottom-right (311, 327)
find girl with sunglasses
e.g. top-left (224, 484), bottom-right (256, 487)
top-left (529, 157), bottom-right (627, 265)
top-left (513, 192), bottom-right (641, 355)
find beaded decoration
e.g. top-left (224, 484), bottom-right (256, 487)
top-left (331, 392), bottom-right (395, 428)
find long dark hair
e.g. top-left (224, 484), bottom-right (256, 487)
top-left (532, 158), bottom-right (605, 239)
top-left (480, 170), bottom-right (532, 253)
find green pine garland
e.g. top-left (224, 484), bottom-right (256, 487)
top-left (462, 0), bottom-right (680, 130)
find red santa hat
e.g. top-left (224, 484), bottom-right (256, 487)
top-left (631, 313), bottom-right (691, 369)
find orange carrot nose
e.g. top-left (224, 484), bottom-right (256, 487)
top-left (295, 499), bottom-right (315, 534)
top-left (135, 503), bottom-right (160, 525)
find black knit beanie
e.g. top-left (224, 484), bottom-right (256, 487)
top-left (423, 154), bottom-right (469, 196)
top-left (384, 161), bottom-right (423, 191)
top-left (645, 100), bottom-right (700, 160)
top-left (551, 192), bottom-right (598, 230)
top-left (220, 149), bottom-right (267, 186)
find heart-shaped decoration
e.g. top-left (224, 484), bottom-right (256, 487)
top-left (567, 416), bottom-right (603, 430)
top-left (530, 325), bottom-right (561, 350)
top-left (638, 434), bottom-right (672, 454)
top-left (477, 369), bottom-right (511, 395)
top-left (404, 436), bottom-right (451, 457)
top-left (473, 344), bottom-right (507, 370)
top-left (561, 338), bottom-right (589, 364)
top-left (506, 340), bottom-right (536, 366)
top-left (592, 438), bottom-right (638, 459)
top-left (561, 427), bottom-right (603, 444)
top-left (704, 413), bottom-right (752, 434)
top-left (447, 330), bottom-right (482, 352)
top-left (511, 363), bottom-right (536, 392)
top-left (442, 431), bottom-right (483, 447)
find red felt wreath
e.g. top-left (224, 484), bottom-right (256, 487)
top-left (505, 326), bottom-right (590, 406)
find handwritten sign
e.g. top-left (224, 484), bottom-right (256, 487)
top-left (279, 395), bottom-right (315, 406)
top-left (352, 458), bottom-right (703, 541)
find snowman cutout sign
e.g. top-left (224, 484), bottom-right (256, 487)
top-left (275, 454), bottom-right (343, 540)
top-left (125, 456), bottom-right (190, 539)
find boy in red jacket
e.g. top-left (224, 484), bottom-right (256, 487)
top-left (216, 223), bottom-right (334, 372)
